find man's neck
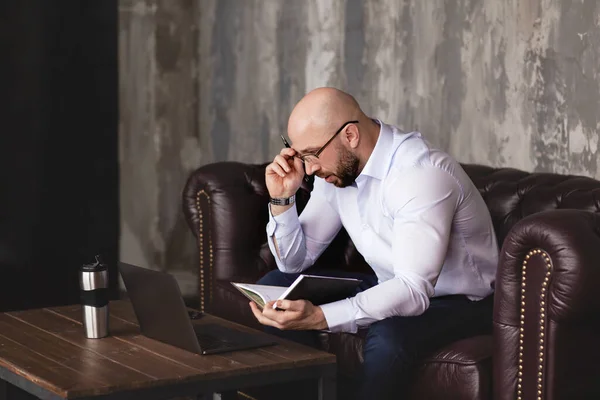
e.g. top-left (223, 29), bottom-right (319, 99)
top-left (356, 118), bottom-right (382, 175)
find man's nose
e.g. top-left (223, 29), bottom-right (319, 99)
top-left (305, 162), bottom-right (320, 176)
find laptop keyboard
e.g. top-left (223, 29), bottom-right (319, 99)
top-left (190, 323), bottom-right (276, 353)
top-left (196, 333), bottom-right (231, 349)
top-left (194, 325), bottom-right (238, 350)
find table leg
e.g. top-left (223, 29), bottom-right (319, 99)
top-left (218, 391), bottom-right (238, 400)
top-left (197, 393), bottom-right (237, 400)
top-left (196, 394), bottom-right (218, 400)
top-left (318, 375), bottom-right (336, 400)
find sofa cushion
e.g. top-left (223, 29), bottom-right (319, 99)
top-left (411, 335), bottom-right (493, 400)
top-left (322, 329), bottom-right (492, 400)
top-left (318, 330), bottom-right (367, 377)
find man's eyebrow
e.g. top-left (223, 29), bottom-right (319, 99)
top-left (296, 146), bottom-right (320, 155)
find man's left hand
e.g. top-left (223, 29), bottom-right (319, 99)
top-left (249, 299), bottom-right (329, 331)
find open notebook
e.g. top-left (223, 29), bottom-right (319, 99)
top-left (232, 274), bottom-right (362, 309)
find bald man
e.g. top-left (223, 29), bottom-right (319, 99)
top-left (250, 88), bottom-right (498, 399)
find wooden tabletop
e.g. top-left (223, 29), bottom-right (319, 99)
top-left (0, 300), bottom-right (336, 399)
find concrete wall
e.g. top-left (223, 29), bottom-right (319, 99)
top-left (118, 0), bottom-right (600, 297)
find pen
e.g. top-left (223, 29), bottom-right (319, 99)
top-left (280, 135), bottom-right (310, 182)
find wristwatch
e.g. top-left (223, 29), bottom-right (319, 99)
top-left (269, 194), bottom-right (295, 206)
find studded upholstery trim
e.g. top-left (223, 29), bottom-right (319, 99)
top-left (517, 249), bottom-right (552, 400)
top-left (195, 190), bottom-right (213, 312)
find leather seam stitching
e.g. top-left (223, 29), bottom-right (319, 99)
top-left (420, 358), bottom-right (490, 366)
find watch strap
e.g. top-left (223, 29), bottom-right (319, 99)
top-left (269, 194), bottom-right (295, 206)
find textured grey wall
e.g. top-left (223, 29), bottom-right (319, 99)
top-left (119, 0), bottom-right (600, 297)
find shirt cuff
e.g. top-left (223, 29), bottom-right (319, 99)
top-left (319, 298), bottom-right (357, 333)
top-left (266, 203), bottom-right (300, 237)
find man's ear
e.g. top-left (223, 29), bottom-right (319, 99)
top-left (344, 123), bottom-right (360, 149)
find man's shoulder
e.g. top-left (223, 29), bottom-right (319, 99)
top-left (387, 130), bottom-right (459, 177)
top-left (384, 132), bottom-right (465, 195)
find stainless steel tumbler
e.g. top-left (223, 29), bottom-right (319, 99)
top-left (80, 255), bottom-right (109, 338)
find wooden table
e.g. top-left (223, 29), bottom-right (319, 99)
top-left (0, 301), bottom-right (336, 400)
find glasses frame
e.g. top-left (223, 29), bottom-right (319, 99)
top-left (297, 120), bottom-right (359, 164)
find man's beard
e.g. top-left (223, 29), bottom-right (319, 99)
top-left (333, 148), bottom-right (360, 188)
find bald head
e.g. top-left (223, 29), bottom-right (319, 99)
top-left (288, 87), bottom-right (363, 142)
top-left (285, 87), bottom-right (380, 185)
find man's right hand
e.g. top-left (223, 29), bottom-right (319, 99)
top-left (266, 148), bottom-right (305, 210)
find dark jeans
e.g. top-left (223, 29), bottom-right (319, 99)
top-left (257, 268), bottom-right (493, 400)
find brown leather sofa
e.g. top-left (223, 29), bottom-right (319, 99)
top-left (183, 162), bottom-right (600, 400)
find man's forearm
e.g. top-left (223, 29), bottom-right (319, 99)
top-left (270, 204), bottom-right (293, 258)
top-left (272, 234), bottom-right (281, 259)
top-left (270, 203), bottom-right (293, 216)
top-left (266, 206), bottom-right (310, 273)
top-left (266, 193), bottom-right (340, 274)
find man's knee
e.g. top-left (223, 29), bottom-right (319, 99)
top-left (360, 318), bottom-right (420, 399)
top-left (256, 269), bottom-right (298, 286)
top-left (363, 318), bottom-right (417, 363)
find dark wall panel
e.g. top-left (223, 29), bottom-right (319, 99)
top-left (0, 0), bottom-right (118, 311)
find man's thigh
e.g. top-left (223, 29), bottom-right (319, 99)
top-left (257, 267), bottom-right (378, 293)
top-left (359, 295), bottom-right (493, 399)
top-left (256, 269), bottom-right (301, 286)
top-left (364, 295), bottom-right (493, 361)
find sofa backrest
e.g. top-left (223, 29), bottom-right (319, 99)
top-left (462, 164), bottom-right (600, 248)
top-left (183, 161), bottom-right (600, 282)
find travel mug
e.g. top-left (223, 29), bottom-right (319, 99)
top-left (79, 255), bottom-right (109, 338)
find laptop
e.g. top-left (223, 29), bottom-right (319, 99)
top-left (118, 262), bottom-right (277, 355)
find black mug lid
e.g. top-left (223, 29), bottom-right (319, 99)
top-left (81, 255), bottom-right (108, 272)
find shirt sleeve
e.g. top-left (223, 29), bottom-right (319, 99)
top-left (266, 178), bottom-right (343, 273)
top-left (320, 166), bottom-right (460, 332)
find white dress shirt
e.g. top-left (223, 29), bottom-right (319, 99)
top-left (266, 121), bottom-right (498, 333)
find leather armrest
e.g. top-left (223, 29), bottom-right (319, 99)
top-left (493, 209), bottom-right (600, 400)
top-left (181, 161), bottom-right (315, 314)
top-left (182, 162), bottom-right (274, 312)
top-left (182, 161), bottom-right (270, 239)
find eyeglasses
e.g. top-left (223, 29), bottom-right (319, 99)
top-left (297, 120), bottom-right (359, 165)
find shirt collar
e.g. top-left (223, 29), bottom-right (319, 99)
top-left (357, 119), bottom-right (394, 182)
